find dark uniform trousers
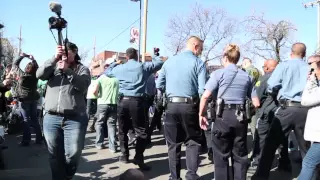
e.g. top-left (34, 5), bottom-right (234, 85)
top-left (253, 106), bottom-right (309, 179)
top-left (118, 97), bottom-right (147, 161)
top-left (164, 102), bottom-right (202, 180)
top-left (212, 108), bottom-right (248, 180)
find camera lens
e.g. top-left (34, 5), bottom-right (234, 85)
top-left (48, 16), bottom-right (57, 24)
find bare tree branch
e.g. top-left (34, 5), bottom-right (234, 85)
top-left (243, 14), bottom-right (296, 61)
top-left (164, 3), bottom-right (237, 62)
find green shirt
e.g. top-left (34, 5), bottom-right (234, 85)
top-left (86, 79), bottom-right (98, 99)
top-left (97, 75), bottom-right (119, 105)
top-left (37, 79), bottom-right (48, 97)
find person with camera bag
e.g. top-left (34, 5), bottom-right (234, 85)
top-left (13, 53), bottom-right (42, 146)
top-left (199, 44), bottom-right (259, 180)
top-left (36, 42), bottom-right (90, 180)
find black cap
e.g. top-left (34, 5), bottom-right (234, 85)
top-left (66, 41), bottom-right (81, 60)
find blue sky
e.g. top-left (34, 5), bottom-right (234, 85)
top-left (1, 0), bottom-right (318, 68)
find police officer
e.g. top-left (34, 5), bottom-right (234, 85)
top-left (199, 44), bottom-right (260, 180)
top-left (156, 36), bottom-right (206, 180)
top-left (249, 59), bottom-right (278, 168)
top-left (252, 43), bottom-right (310, 179)
top-left (104, 48), bottom-right (163, 170)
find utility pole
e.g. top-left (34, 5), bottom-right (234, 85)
top-left (18, 25), bottom-right (22, 55)
top-left (304, 0), bottom-right (320, 50)
top-left (130, 0), bottom-right (142, 62)
top-left (142, 0), bottom-right (148, 62)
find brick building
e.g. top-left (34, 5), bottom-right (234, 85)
top-left (89, 50), bottom-right (155, 76)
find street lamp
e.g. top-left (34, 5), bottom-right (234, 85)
top-left (0, 24), bottom-right (3, 29)
top-left (131, 0), bottom-right (142, 62)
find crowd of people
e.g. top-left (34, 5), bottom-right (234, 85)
top-left (0, 35), bottom-right (320, 180)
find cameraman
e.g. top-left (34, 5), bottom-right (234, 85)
top-left (36, 42), bottom-right (90, 180)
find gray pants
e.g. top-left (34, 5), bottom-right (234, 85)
top-left (95, 104), bottom-right (117, 151)
top-left (249, 115), bottom-right (258, 139)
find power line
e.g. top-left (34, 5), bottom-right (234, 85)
top-left (95, 18), bottom-right (140, 53)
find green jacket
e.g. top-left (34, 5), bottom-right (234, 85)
top-left (245, 65), bottom-right (260, 84)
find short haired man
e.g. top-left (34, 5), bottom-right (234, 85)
top-left (253, 43), bottom-right (309, 179)
top-left (157, 36), bottom-right (206, 180)
top-left (104, 47), bottom-right (163, 170)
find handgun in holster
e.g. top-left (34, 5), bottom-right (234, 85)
top-left (207, 99), bottom-right (216, 120)
top-left (216, 98), bottom-right (225, 118)
top-left (245, 98), bottom-right (253, 120)
top-left (279, 99), bottom-right (287, 109)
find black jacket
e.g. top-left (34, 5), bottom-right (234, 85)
top-left (13, 56), bottom-right (40, 101)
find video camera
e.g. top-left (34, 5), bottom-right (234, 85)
top-left (48, 2), bottom-right (67, 30)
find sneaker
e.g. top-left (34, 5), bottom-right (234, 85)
top-left (109, 149), bottom-right (117, 154)
top-left (96, 145), bottom-right (105, 150)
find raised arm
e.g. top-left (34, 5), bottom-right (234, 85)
top-left (64, 66), bottom-right (91, 93)
top-left (104, 61), bottom-right (122, 78)
top-left (13, 55), bottom-right (25, 77)
top-left (143, 56), bottom-right (164, 74)
top-left (36, 58), bottom-right (57, 80)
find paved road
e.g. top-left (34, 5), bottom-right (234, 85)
top-left (0, 126), bottom-right (301, 180)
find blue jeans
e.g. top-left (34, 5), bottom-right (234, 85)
top-left (95, 104), bottom-right (117, 151)
top-left (20, 101), bottom-right (42, 143)
top-left (298, 142), bottom-right (320, 180)
top-left (43, 113), bottom-right (87, 180)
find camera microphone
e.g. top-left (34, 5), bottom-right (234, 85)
top-left (49, 1), bottom-right (62, 16)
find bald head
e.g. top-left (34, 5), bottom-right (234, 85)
top-left (186, 36), bottom-right (204, 56)
top-left (291, 42), bottom-right (306, 59)
top-left (263, 59), bottom-right (278, 73)
top-left (242, 58), bottom-right (252, 69)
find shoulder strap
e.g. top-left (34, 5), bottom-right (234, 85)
top-left (218, 68), bottom-right (238, 98)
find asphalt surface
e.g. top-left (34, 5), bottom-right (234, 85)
top-left (0, 123), bottom-right (301, 180)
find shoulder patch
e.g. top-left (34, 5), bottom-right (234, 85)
top-left (255, 81), bottom-right (261, 87)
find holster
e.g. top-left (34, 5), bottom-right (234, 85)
top-left (245, 98), bottom-right (254, 120)
top-left (279, 99), bottom-right (287, 109)
top-left (216, 98), bottom-right (225, 118)
top-left (207, 101), bottom-right (216, 121)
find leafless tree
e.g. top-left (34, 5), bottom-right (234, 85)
top-left (1, 38), bottom-right (18, 67)
top-left (164, 3), bottom-right (237, 62)
top-left (78, 47), bottom-right (90, 66)
top-left (243, 14), bottom-right (296, 62)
